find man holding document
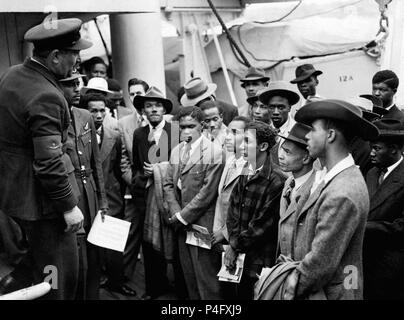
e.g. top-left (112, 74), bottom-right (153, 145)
top-left (164, 106), bottom-right (225, 300)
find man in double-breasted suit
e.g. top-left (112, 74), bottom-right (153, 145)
top-left (164, 106), bottom-right (225, 300)
top-left (364, 119), bottom-right (404, 300)
top-left (277, 123), bottom-right (316, 259)
top-left (0, 19), bottom-right (90, 299)
top-left (293, 99), bottom-right (379, 299)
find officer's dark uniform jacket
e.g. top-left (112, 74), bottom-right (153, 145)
top-left (66, 107), bottom-right (107, 226)
top-left (0, 58), bottom-right (80, 220)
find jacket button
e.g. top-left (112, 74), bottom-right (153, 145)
top-left (78, 151), bottom-right (83, 155)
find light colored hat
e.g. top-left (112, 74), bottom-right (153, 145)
top-left (259, 81), bottom-right (300, 106)
top-left (81, 77), bottom-right (114, 98)
top-left (180, 77), bottom-right (217, 107)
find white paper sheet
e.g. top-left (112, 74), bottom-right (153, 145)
top-left (87, 212), bottom-right (131, 252)
top-left (185, 224), bottom-right (212, 249)
top-left (217, 249), bottom-right (246, 283)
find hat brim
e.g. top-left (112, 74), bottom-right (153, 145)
top-left (295, 101), bottom-right (379, 141)
top-left (278, 134), bottom-right (308, 147)
top-left (180, 83), bottom-right (217, 107)
top-left (133, 96), bottom-right (173, 114)
top-left (81, 87), bottom-right (114, 99)
top-left (290, 70), bottom-right (323, 84)
top-left (59, 73), bottom-right (86, 82)
top-left (246, 95), bottom-right (259, 105)
top-left (63, 38), bottom-right (93, 51)
top-left (240, 76), bottom-right (270, 87)
top-left (259, 89), bottom-right (300, 106)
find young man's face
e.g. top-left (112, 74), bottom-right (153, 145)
top-left (225, 120), bottom-right (246, 155)
top-left (240, 130), bottom-right (265, 163)
top-left (252, 100), bottom-right (271, 123)
top-left (179, 115), bottom-right (203, 143)
top-left (296, 76), bottom-right (318, 99)
top-left (61, 78), bottom-right (81, 106)
top-left (278, 140), bottom-right (308, 173)
top-left (143, 100), bottom-right (166, 126)
top-left (268, 96), bottom-right (291, 129)
top-left (129, 84), bottom-right (146, 102)
top-left (370, 140), bottom-right (396, 168)
top-left (243, 80), bottom-right (267, 98)
top-left (372, 82), bottom-right (396, 108)
top-left (305, 119), bottom-right (328, 159)
top-left (90, 63), bottom-right (107, 79)
top-left (202, 107), bottom-right (223, 133)
top-left (88, 100), bottom-right (107, 129)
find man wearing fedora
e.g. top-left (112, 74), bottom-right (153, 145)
top-left (292, 99), bottom-right (379, 299)
top-left (290, 64), bottom-right (323, 107)
top-left (107, 78), bottom-right (132, 120)
top-left (258, 81), bottom-right (300, 166)
top-left (130, 87), bottom-right (176, 299)
top-left (372, 70), bottom-right (404, 123)
top-left (363, 119), bottom-right (404, 300)
top-left (0, 18), bottom-right (91, 299)
top-left (239, 67), bottom-right (270, 118)
top-left (277, 123), bottom-right (316, 260)
top-left (181, 77), bottom-right (238, 126)
top-left (60, 74), bottom-right (109, 300)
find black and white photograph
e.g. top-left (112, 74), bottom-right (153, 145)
top-left (0, 0), bottom-right (404, 309)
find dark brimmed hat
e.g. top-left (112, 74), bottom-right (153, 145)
top-left (24, 18), bottom-right (92, 51)
top-left (180, 78), bottom-right (217, 107)
top-left (240, 67), bottom-right (270, 87)
top-left (295, 99), bottom-right (379, 141)
top-left (278, 122), bottom-right (311, 147)
top-left (347, 97), bottom-right (381, 122)
top-left (290, 64), bottom-right (323, 84)
top-left (259, 81), bottom-right (300, 106)
top-left (246, 88), bottom-right (267, 105)
top-left (372, 119), bottom-right (404, 139)
top-left (359, 94), bottom-right (389, 116)
top-left (133, 86), bottom-right (173, 114)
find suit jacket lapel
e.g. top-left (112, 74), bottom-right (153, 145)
top-left (181, 136), bottom-right (208, 175)
top-left (223, 159), bottom-right (244, 189)
top-left (99, 128), bottom-right (114, 163)
top-left (369, 161), bottom-right (404, 214)
top-left (297, 179), bottom-right (326, 221)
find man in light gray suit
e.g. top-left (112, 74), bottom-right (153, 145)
top-left (292, 99), bottom-right (379, 300)
top-left (163, 106), bottom-right (225, 300)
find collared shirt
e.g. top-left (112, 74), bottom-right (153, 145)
top-left (96, 126), bottom-right (103, 145)
top-left (385, 102), bottom-right (395, 111)
top-left (384, 156), bottom-right (403, 180)
top-left (203, 124), bottom-right (227, 147)
top-left (291, 169), bottom-right (313, 200)
top-left (148, 119), bottom-right (166, 145)
top-left (247, 163), bottom-right (264, 180)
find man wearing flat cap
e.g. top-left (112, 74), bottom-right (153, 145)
top-left (372, 70), bottom-right (404, 123)
top-left (292, 99), bottom-right (379, 299)
top-left (240, 67), bottom-right (270, 118)
top-left (363, 119), bottom-right (404, 300)
top-left (290, 64), bottom-right (323, 106)
top-left (0, 18), bottom-right (92, 299)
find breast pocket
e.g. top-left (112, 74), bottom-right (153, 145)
top-left (80, 130), bottom-right (92, 146)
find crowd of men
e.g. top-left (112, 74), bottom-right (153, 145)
top-left (0, 17), bottom-right (404, 301)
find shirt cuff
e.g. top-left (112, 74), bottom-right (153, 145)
top-left (175, 212), bottom-right (188, 225)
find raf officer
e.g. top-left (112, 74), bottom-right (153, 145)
top-left (0, 18), bottom-right (92, 300)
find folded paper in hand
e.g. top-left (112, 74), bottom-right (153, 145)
top-left (185, 224), bottom-right (211, 249)
top-left (87, 211), bottom-right (131, 252)
top-left (217, 247), bottom-right (246, 283)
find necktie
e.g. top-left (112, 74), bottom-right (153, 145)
top-left (96, 127), bottom-right (102, 147)
top-left (148, 127), bottom-right (156, 146)
top-left (180, 143), bottom-right (192, 173)
top-left (283, 179), bottom-right (295, 207)
top-left (377, 167), bottom-right (387, 187)
top-left (224, 160), bottom-right (237, 186)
